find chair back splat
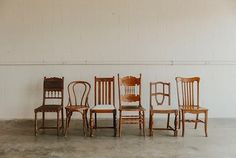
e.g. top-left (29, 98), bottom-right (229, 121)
top-left (90, 76), bottom-right (117, 137)
top-left (176, 77), bottom-right (200, 110)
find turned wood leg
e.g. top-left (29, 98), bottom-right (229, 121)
top-left (182, 110), bottom-right (185, 137)
top-left (90, 110), bottom-right (93, 137)
top-left (195, 114), bottom-right (199, 129)
top-left (119, 110), bottom-right (122, 137)
top-left (205, 111), bottom-right (208, 137)
top-left (95, 113), bottom-right (97, 129)
top-left (167, 113), bottom-right (170, 128)
top-left (139, 111), bottom-right (142, 130)
top-left (142, 111), bottom-right (146, 136)
top-left (82, 112), bottom-right (86, 136)
top-left (57, 111), bottom-right (59, 136)
top-left (178, 110), bottom-right (181, 129)
top-left (61, 109), bottom-right (64, 132)
top-left (113, 110), bottom-right (117, 137)
top-left (174, 111), bottom-right (178, 136)
top-left (35, 112), bottom-right (37, 136)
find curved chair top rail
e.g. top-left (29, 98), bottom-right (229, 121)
top-left (67, 81), bottom-right (91, 107)
top-left (150, 81), bottom-right (170, 106)
top-left (175, 77), bottom-right (200, 109)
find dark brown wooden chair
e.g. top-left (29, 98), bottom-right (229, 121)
top-left (149, 82), bottom-right (178, 136)
top-left (118, 74), bottom-right (145, 136)
top-left (90, 76), bottom-right (116, 137)
top-left (176, 77), bottom-right (208, 137)
top-left (64, 81), bottom-right (91, 136)
top-left (34, 77), bottom-right (64, 136)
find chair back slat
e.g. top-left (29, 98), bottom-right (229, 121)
top-left (118, 74), bottom-right (142, 107)
top-left (150, 82), bottom-right (170, 107)
top-left (176, 77), bottom-right (200, 109)
top-left (43, 77), bottom-right (64, 106)
top-left (67, 81), bottom-right (91, 107)
top-left (94, 77), bottom-right (115, 106)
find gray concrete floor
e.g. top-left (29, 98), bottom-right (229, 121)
top-left (0, 118), bottom-right (235, 158)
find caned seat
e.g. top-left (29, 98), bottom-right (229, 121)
top-left (149, 82), bottom-right (178, 136)
top-left (64, 81), bottom-right (91, 136)
top-left (34, 77), bottom-right (64, 136)
top-left (118, 74), bottom-right (145, 136)
top-left (176, 77), bottom-right (208, 137)
top-left (90, 76), bottom-right (117, 137)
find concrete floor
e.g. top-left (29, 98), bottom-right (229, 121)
top-left (0, 118), bottom-right (235, 158)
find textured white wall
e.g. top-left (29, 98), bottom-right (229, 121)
top-left (0, 0), bottom-right (236, 118)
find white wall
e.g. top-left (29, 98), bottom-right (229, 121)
top-left (0, 0), bottom-right (236, 119)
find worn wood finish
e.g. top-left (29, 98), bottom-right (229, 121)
top-left (176, 77), bottom-right (208, 137)
top-left (64, 81), bottom-right (91, 136)
top-left (90, 76), bottom-right (117, 137)
top-left (34, 77), bottom-right (64, 136)
top-left (149, 82), bottom-right (178, 136)
top-left (118, 74), bottom-right (145, 137)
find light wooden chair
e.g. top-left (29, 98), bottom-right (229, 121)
top-left (176, 77), bottom-right (208, 137)
top-left (118, 74), bottom-right (145, 136)
top-left (90, 76), bottom-right (117, 137)
top-left (149, 82), bottom-right (178, 136)
top-left (64, 81), bottom-right (91, 136)
top-left (34, 77), bottom-right (64, 136)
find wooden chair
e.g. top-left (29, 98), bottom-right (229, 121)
top-left (64, 81), bottom-right (91, 136)
top-left (176, 77), bottom-right (208, 137)
top-left (149, 82), bottom-right (178, 136)
top-left (90, 76), bottom-right (117, 137)
top-left (118, 74), bottom-right (145, 136)
top-left (34, 77), bottom-right (64, 136)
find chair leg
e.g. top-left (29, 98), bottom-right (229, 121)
top-left (174, 112), bottom-right (178, 136)
top-left (149, 111), bottom-right (153, 136)
top-left (205, 111), bottom-right (208, 137)
top-left (90, 111), bottom-right (94, 137)
top-left (167, 113), bottom-right (170, 128)
top-left (142, 111), bottom-right (145, 136)
top-left (35, 112), bottom-right (37, 136)
top-left (61, 109), bottom-right (64, 132)
top-left (119, 110), bottom-right (122, 137)
top-left (82, 112), bottom-right (86, 136)
top-left (113, 110), bottom-right (117, 137)
top-left (178, 110), bottom-right (181, 129)
top-left (85, 110), bottom-right (89, 129)
top-left (95, 113), bottom-right (97, 129)
top-left (195, 114), bottom-right (199, 129)
top-left (57, 111), bottom-right (59, 136)
top-left (42, 112), bottom-right (45, 128)
top-left (181, 110), bottom-right (185, 137)
top-left (64, 110), bottom-right (71, 136)
top-left (139, 111), bottom-right (142, 130)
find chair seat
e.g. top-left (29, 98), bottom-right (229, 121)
top-left (181, 106), bottom-right (208, 113)
top-left (120, 105), bottom-right (145, 111)
top-left (34, 105), bottom-right (62, 112)
top-left (65, 105), bottom-right (88, 112)
top-left (152, 105), bottom-right (178, 112)
top-left (91, 104), bottom-right (115, 110)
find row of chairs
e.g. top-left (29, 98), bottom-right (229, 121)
top-left (34, 74), bottom-right (208, 137)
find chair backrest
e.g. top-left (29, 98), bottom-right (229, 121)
top-left (150, 82), bottom-right (170, 107)
top-left (118, 74), bottom-right (142, 107)
top-left (175, 77), bottom-right (200, 109)
top-left (94, 76), bottom-right (115, 106)
top-left (67, 81), bottom-right (91, 107)
top-left (43, 77), bottom-right (64, 106)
